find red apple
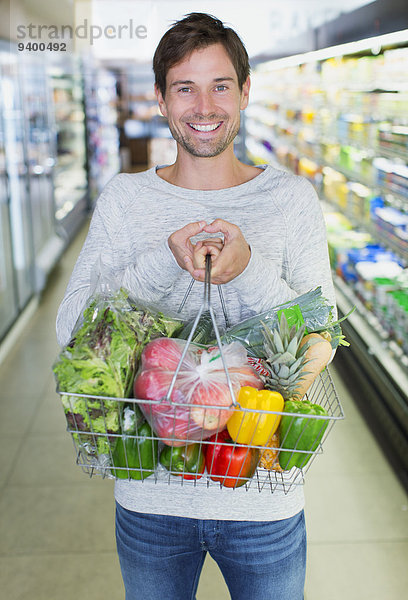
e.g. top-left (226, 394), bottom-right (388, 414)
top-left (141, 338), bottom-right (186, 371)
top-left (228, 365), bottom-right (264, 389)
top-left (147, 402), bottom-right (200, 446)
top-left (134, 367), bottom-right (179, 402)
top-left (134, 367), bottom-right (199, 446)
top-left (189, 381), bottom-right (235, 431)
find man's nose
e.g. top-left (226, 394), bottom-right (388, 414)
top-left (194, 91), bottom-right (216, 116)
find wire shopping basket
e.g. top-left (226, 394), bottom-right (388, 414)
top-left (58, 256), bottom-right (345, 494)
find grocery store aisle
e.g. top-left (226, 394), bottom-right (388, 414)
top-left (0, 222), bottom-right (407, 600)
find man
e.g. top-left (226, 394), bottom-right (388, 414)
top-left (56, 13), bottom-right (336, 600)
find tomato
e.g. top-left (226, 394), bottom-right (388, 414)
top-left (205, 429), bottom-right (260, 488)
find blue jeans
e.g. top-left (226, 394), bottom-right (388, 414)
top-left (115, 502), bottom-right (306, 600)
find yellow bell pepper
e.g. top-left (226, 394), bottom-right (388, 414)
top-left (227, 386), bottom-right (284, 446)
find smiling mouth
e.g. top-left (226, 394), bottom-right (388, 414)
top-left (188, 122), bottom-right (222, 132)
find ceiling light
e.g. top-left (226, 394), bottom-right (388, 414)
top-left (259, 28), bottom-right (408, 70)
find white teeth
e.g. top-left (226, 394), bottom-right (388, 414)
top-left (189, 123), bottom-right (221, 132)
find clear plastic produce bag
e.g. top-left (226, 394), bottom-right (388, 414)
top-left (134, 337), bottom-right (263, 446)
top-left (221, 286), bottom-right (343, 357)
top-left (53, 267), bottom-right (183, 460)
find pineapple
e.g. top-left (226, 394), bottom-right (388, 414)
top-left (261, 314), bottom-right (310, 400)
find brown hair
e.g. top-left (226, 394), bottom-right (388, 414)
top-left (153, 12), bottom-right (250, 97)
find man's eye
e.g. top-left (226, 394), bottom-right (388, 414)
top-left (215, 85), bottom-right (227, 92)
top-left (178, 87), bottom-right (191, 93)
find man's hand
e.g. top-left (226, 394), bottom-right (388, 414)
top-left (168, 221), bottom-right (207, 270)
top-left (187, 219), bottom-right (251, 284)
top-left (192, 238), bottom-right (224, 269)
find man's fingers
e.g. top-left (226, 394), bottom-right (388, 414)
top-left (203, 219), bottom-right (230, 232)
top-left (199, 237), bottom-right (223, 245)
top-left (168, 221), bottom-right (208, 271)
top-left (184, 254), bottom-right (194, 271)
top-left (201, 242), bottom-right (223, 252)
top-left (184, 254), bottom-right (206, 281)
top-left (170, 220), bottom-right (207, 246)
top-left (203, 219), bottom-right (225, 232)
top-left (192, 268), bottom-right (206, 280)
top-left (203, 219), bottom-right (238, 240)
top-left (180, 220), bottom-right (207, 237)
top-left (171, 219), bottom-right (248, 283)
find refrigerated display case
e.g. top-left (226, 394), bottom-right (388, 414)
top-left (0, 44), bottom-right (35, 317)
top-left (83, 63), bottom-right (120, 203)
top-left (246, 32), bottom-right (408, 487)
top-left (0, 75), bottom-right (18, 340)
top-left (19, 54), bottom-right (64, 292)
top-left (0, 45), bottom-right (90, 343)
top-left (48, 56), bottom-right (88, 240)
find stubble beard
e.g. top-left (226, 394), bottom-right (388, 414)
top-left (168, 115), bottom-right (241, 158)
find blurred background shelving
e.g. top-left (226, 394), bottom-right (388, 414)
top-left (0, 0), bottom-right (407, 492)
top-left (0, 2), bottom-right (407, 599)
top-left (245, 27), bottom-right (408, 487)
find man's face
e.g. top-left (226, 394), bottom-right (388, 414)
top-left (156, 43), bottom-right (250, 158)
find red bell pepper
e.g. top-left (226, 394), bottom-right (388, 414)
top-left (205, 429), bottom-right (260, 488)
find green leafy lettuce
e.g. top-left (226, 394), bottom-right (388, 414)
top-left (54, 288), bottom-right (183, 456)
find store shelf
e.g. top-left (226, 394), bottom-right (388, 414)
top-left (247, 29), bottom-right (408, 488)
top-left (334, 276), bottom-right (408, 489)
top-left (48, 56), bottom-right (89, 239)
top-left (83, 63), bottom-right (120, 202)
top-left (334, 275), bottom-right (408, 381)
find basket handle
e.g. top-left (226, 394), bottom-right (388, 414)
top-left (167, 254), bottom-right (237, 406)
top-left (177, 259), bottom-right (230, 328)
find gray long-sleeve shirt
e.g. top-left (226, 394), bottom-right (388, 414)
top-left (56, 164), bottom-right (336, 521)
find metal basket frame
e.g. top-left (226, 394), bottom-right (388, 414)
top-left (58, 256), bottom-right (345, 493)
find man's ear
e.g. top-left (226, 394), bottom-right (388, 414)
top-left (240, 76), bottom-right (251, 111)
top-left (155, 83), bottom-right (167, 118)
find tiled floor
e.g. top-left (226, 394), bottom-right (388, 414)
top-left (0, 222), bottom-right (407, 600)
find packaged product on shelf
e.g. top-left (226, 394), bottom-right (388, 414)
top-left (386, 288), bottom-right (408, 352)
top-left (354, 255), bottom-right (403, 281)
top-left (372, 205), bottom-right (408, 256)
top-left (298, 156), bottom-right (320, 183)
top-left (371, 277), bottom-right (399, 328)
top-left (324, 211), bottom-right (373, 278)
top-left (373, 157), bottom-right (408, 197)
top-left (321, 142), bottom-right (341, 167)
top-left (324, 211), bottom-right (353, 233)
top-left (378, 124), bottom-right (408, 157)
top-left (347, 245), bottom-right (403, 306)
top-left (383, 47), bottom-right (408, 87)
top-left (322, 168), bottom-right (348, 209)
top-left (386, 269), bottom-right (408, 351)
top-left (348, 182), bottom-right (372, 223)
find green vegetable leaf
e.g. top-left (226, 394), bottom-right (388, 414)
top-left (53, 288), bottom-right (183, 443)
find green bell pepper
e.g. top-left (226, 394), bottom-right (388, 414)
top-left (160, 443), bottom-right (205, 480)
top-left (279, 400), bottom-right (329, 470)
top-left (111, 406), bottom-right (158, 479)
